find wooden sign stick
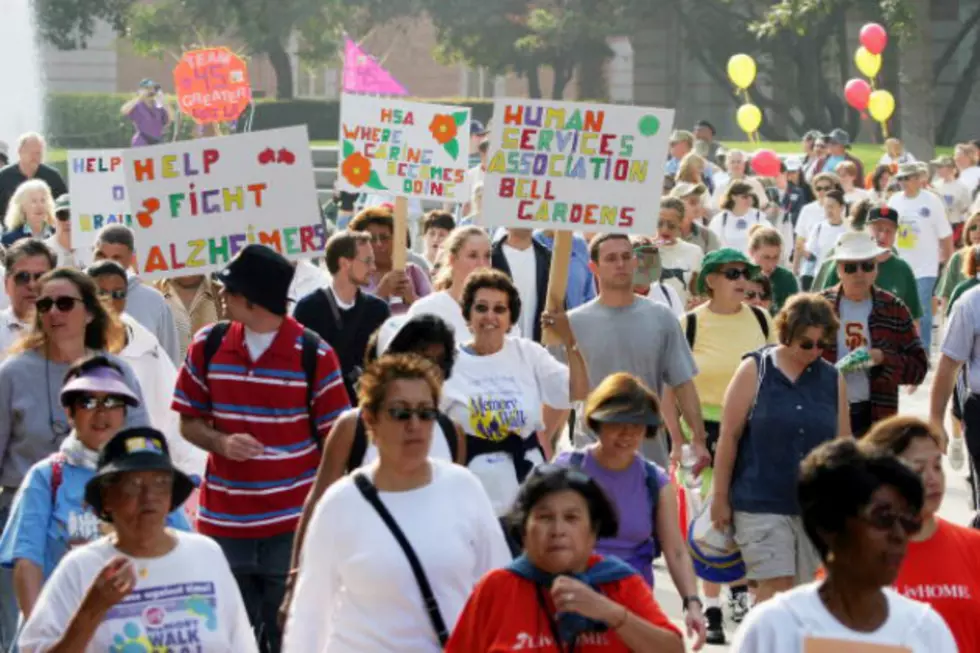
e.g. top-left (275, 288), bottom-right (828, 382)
top-left (541, 231), bottom-right (573, 346)
top-left (392, 196), bottom-right (408, 271)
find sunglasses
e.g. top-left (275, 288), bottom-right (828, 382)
top-left (532, 463), bottom-right (592, 486)
top-left (814, 185), bottom-right (833, 192)
top-left (98, 289), bottom-right (127, 301)
top-left (861, 505), bottom-right (923, 536)
top-left (10, 271), bottom-right (45, 286)
top-left (385, 406), bottom-right (438, 422)
top-left (721, 267), bottom-right (751, 281)
top-left (798, 338), bottom-right (830, 351)
top-left (75, 395), bottom-right (127, 411)
top-left (55, 212), bottom-right (70, 222)
top-left (744, 291), bottom-right (770, 301)
top-left (842, 261), bottom-right (877, 275)
top-left (36, 296), bottom-right (82, 314)
top-left (473, 304), bottom-right (509, 315)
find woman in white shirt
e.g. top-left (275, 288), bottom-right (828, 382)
top-left (804, 189), bottom-right (848, 280)
top-left (442, 269), bottom-right (590, 518)
top-left (708, 181), bottom-right (766, 253)
top-left (408, 225), bottom-right (491, 337)
top-left (731, 439), bottom-right (956, 653)
top-left (283, 354), bottom-right (511, 653)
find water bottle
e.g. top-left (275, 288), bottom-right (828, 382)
top-left (680, 444), bottom-right (702, 493)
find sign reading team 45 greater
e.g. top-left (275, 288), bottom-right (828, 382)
top-left (338, 94), bottom-right (472, 202)
top-left (482, 98), bottom-right (674, 235)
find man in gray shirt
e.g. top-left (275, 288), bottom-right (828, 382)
top-left (565, 233), bottom-right (710, 469)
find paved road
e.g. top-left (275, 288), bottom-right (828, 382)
top-left (651, 366), bottom-right (974, 652)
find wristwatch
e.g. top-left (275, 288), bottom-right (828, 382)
top-left (682, 596), bottom-right (703, 613)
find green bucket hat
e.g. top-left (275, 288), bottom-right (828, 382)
top-left (696, 248), bottom-right (760, 295)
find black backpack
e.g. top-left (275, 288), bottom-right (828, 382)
top-left (685, 305), bottom-right (770, 349)
top-left (347, 410), bottom-right (459, 471)
top-left (202, 321), bottom-right (323, 449)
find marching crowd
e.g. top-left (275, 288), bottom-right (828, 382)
top-left (0, 119), bottom-right (977, 653)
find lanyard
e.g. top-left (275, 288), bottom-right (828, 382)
top-left (535, 585), bottom-right (577, 653)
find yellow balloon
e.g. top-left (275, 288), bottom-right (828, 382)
top-left (727, 54), bottom-right (757, 90)
top-left (855, 46), bottom-right (882, 78)
top-left (868, 90), bottom-right (895, 122)
top-left (736, 103), bottom-right (763, 134)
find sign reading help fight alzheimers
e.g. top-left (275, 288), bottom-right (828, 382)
top-left (68, 149), bottom-right (130, 267)
top-left (482, 99), bottom-right (674, 234)
top-left (338, 94), bottom-right (471, 202)
top-left (174, 47), bottom-right (252, 124)
top-left (123, 126), bottom-right (325, 280)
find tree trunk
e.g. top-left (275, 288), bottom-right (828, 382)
top-left (265, 39), bottom-right (294, 100)
top-left (937, 28), bottom-right (980, 145)
top-left (526, 66), bottom-right (543, 99)
top-left (577, 54), bottom-right (607, 101)
top-left (898, 0), bottom-right (935, 157)
top-left (551, 60), bottom-right (572, 99)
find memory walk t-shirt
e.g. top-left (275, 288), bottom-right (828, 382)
top-left (888, 191), bottom-right (952, 278)
top-left (19, 531), bottom-right (258, 653)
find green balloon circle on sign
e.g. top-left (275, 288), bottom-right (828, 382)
top-left (638, 115), bottom-right (660, 136)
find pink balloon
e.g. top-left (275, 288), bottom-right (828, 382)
top-left (845, 78), bottom-right (872, 111)
top-left (860, 23), bottom-right (888, 55)
top-left (751, 149), bottom-right (781, 178)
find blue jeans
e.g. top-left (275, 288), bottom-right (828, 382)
top-left (916, 276), bottom-right (937, 352)
top-left (0, 504), bottom-right (17, 652)
top-left (212, 532), bottom-right (293, 653)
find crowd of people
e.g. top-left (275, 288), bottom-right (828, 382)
top-left (0, 118), bottom-right (976, 653)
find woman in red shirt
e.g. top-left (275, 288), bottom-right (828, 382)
top-left (446, 466), bottom-right (684, 653)
top-left (862, 416), bottom-right (980, 651)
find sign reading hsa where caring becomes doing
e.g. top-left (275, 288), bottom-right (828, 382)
top-left (338, 94), bottom-right (472, 202)
top-left (121, 125), bottom-right (324, 280)
top-left (482, 98), bottom-right (674, 235)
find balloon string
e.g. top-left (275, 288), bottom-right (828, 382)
top-left (881, 120), bottom-right (889, 139)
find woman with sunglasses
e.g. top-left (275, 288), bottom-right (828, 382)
top-left (0, 180), bottom-right (56, 248)
top-left (660, 248), bottom-right (773, 644)
top-left (861, 416), bottom-right (980, 651)
top-left (711, 294), bottom-right (849, 610)
top-left (732, 439), bottom-right (957, 652)
top-left (442, 269), bottom-right (588, 520)
top-left (747, 225), bottom-right (797, 314)
top-left (708, 181), bottom-right (766, 253)
top-left (283, 354), bottom-right (509, 652)
top-left (744, 274), bottom-right (773, 313)
top-left (446, 465), bottom-right (684, 652)
top-left (0, 356), bottom-right (189, 621)
top-left (818, 232), bottom-right (928, 437)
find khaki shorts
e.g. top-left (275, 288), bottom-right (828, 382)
top-left (733, 511), bottom-right (821, 583)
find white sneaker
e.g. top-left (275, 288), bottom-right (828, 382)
top-left (950, 438), bottom-right (966, 472)
top-left (729, 589), bottom-right (751, 624)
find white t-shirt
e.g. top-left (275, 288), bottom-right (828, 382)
top-left (43, 236), bottom-right (77, 268)
top-left (0, 307), bottom-right (28, 361)
top-left (659, 240), bottom-right (703, 305)
top-left (888, 191), bottom-right (953, 278)
top-left (958, 166), bottom-right (980, 195)
top-left (933, 178), bottom-right (972, 225)
top-left (805, 221), bottom-right (848, 275)
top-left (645, 282), bottom-right (685, 317)
top-left (502, 243), bottom-right (538, 340)
top-left (844, 188), bottom-right (872, 206)
top-left (243, 327), bottom-right (277, 361)
top-left (796, 201), bottom-right (826, 241)
top-left (407, 290), bottom-right (471, 338)
top-left (731, 582), bottom-right (957, 653)
top-left (283, 460), bottom-right (511, 653)
top-left (708, 209), bottom-right (766, 252)
top-left (19, 532), bottom-right (257, 653)
top-left (442, 337), bottom-right (571, 514)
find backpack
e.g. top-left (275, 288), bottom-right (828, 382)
top-left (202, 321), bottom-right (323, 449)
top-left (684, 305), bottom-right (769, 349)
top-left (569, 451), bottom-right (663, 559)
top-left (347, 410), bottom-right (459, 471)
top-left (656, 283), bottom-right (673, 308)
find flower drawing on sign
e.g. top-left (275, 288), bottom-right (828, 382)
top-left (428, 112), bottom-right (469, 160)
top-left (341, 141), bottom-right (387, 190)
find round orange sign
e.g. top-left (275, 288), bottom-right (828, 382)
top-left (173, 47), bottom-right (252, 124)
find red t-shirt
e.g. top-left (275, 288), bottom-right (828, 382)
top-left (894, 518), bottom-right (980, 652)
top-left (446, 555), bottom-right (682, 652)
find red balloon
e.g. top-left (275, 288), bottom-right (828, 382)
top-left (844, 78), bottom-right (872, 111)
top-left (860, 23), bottom-right (888, 55)
top-left (751, 149), bottom-right (781, 178)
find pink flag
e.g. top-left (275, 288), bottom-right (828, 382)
top-left (343, 37), bottom-right (409, 96)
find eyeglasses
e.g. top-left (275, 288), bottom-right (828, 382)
top-left (814, 185), bottom-right (833, 192)
top-left (113, 474), bottom-right (173, 498)
top-left (10, 271), bottom-right (45, 286)
top-left (842, 261), bottom-right (877, 275)
top-left (744, 291), bottom-right (770, 301)
top-left (798, 338), bottom-right (830, 351)
top-left (860, 504), bottom-right (923, 536)
top-left (75, 395), bottom-right (127, 411)
top-left (36, 296), bottom-right (83, 314)
top-left (721, 267), bottom-right (751, 281)
top-left (385, 406), bottom-right (438, 422)
top-left (98, 289), bottom-right (127, 301)
top-left (473, 304), bottom-right (509, 315)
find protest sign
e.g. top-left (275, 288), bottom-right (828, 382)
top-left (122, 125), bottom-right (324, 280)
top-left (482, 98), bottom-right (674, 235)
top-left (173, 47), bottom-right (252, 124)
top-left (68, 149), bottom-right (130, 266)
top-left (338, 94), bottom-right (472, 203)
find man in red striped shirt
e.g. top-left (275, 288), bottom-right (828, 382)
top-left (173, 245), bottom-right (349, 653)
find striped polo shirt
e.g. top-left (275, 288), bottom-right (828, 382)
top-left (172, 318), bottom-right (350, 539)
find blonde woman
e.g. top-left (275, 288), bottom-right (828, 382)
top-left (1, 180), bottom-right (55, 247)
top-left (677, 153), bottom-right (715, 215)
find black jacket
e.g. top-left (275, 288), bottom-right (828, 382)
top-left (491, 234), bottom-right (552, 342)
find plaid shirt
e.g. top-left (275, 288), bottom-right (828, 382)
top-left (821, 285), bottom-right (928, 422)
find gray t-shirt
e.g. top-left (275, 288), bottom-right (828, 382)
top-left (837, 297), bottom-right (872, 403)
top-left (0, 350), bottom-right (150, 503)
top-left (563, 297), bottom-right (698, 466)
top-left (942, 284), bottom-right (980, 393)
